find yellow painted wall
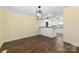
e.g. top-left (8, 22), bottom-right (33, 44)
top-left (64, 7), bottom-right (79, 46)
top-left (0, 7), bottom-right (4, 47)
top-left (3, 10), bottom-right (39, 42)
top-left (0, 8), bottom-right (39, 47)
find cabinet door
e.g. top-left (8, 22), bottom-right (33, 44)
top-left (40, 28), bottom-right (57, 38)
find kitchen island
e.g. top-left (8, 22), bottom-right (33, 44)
top-left (39, 26), bottom-right (57, 38)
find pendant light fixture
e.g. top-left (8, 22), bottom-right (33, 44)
top-left (36, 6), bottom-right (43, 20)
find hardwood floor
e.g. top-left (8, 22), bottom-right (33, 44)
top-left (0, 34), bottom-right (78, 53)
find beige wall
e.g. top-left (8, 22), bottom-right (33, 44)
top-left (0, 8), bottom-right (39, 47)
top-left (3, 10), bottom-right (39, 42)
top-left (0, 7), bottom-right (4, 47)
top-left (64, 7), bottom-right (79, 46)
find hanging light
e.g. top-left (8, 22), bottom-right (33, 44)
top-left (36, 6), bottom-right (43, 20)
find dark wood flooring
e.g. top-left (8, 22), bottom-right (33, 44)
top-left (0, 34), bottom-right (79, 53)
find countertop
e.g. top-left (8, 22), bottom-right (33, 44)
top-left (39, 26), bottom-right (63, 28)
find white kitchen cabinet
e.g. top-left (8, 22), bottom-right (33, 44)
top-left (57, 27), bottom-right (63, 34)
top-left (39, 27), bottom-right (57, 38)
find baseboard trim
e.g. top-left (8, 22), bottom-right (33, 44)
top-left (5, 34), bottom-right (39, 43)
top-left (0, 42), bottom-right (4, 49)
top-left (63, 40), bottom-right (79, 47)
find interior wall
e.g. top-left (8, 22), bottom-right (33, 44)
top-left (3, 9), bottom-right (39, 42)
top-left (0, 7), bottom-right (4, 47)
top-left (64, 7), bottom-right (79, 46)
top-left (39, 16), bottom-right (63, 27)
top-left (39, 19), bottom-right (52, 27)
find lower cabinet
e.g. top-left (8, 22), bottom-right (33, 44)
top-left (39, 27), bottom-right (57, 38)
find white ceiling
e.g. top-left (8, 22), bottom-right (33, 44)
top-left (3, 6), bottom-right (70, 16)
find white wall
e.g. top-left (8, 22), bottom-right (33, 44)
top-left (39, 19), bottom-right (52, 27)
top-left (39, 16), bottom-right (63, 27)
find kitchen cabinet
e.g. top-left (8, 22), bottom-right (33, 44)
top-left (39, 27), bottom-right (57, 38)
